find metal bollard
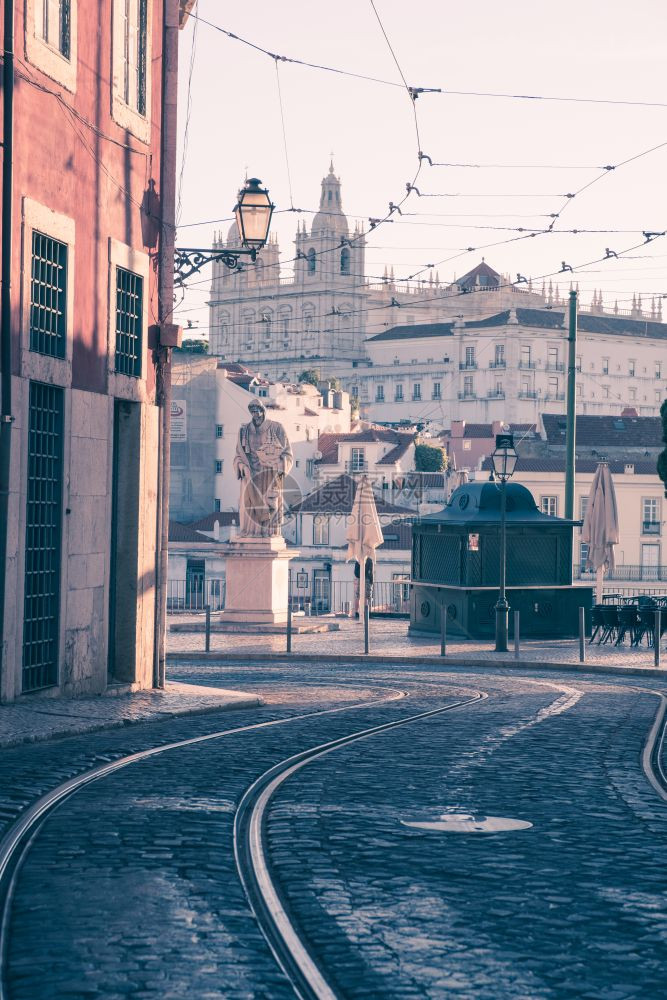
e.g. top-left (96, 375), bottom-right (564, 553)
top-left (579, 606), bottom-right (586, 664)
top-left (514, 610), bottom-right (520, 660)
top-left (440, 606), bottom-right (447, 657)
top-left (286, 598), bottom-right (292, 653)
top-left (655, 609), bottom-right (661, 668)
top-left (364, 600), bottom-right (370, 655)
top-left (205, 604), bottom-right (211, 653)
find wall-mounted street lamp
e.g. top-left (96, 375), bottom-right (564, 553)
top-left (491, 432), bottom-right (518, 652)
top-left (174, 177), bottom-right (274, 285)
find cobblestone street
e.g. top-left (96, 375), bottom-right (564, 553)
top-left (2, 661), bottom-right (667, 998)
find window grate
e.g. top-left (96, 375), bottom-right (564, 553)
top-left (23, 382), bottom-right (64, 692)
top-left (30, 230), bottom-right (67, 358)
top-left (114, 266), bottom-right (143, 377)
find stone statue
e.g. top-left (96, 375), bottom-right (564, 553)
top-left (234, 400), bottom-right (293, 537)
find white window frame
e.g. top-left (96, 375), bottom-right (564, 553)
top-left (350, 447), bottom-right (365, 472)
top-left (541, 495), bottom-right (558, 517)
top-left (111, 0), bottom-right (152, 143)
top-left (432, 382), bottom-right (441, 400)
top-left (376, 384), bottom-right (385, 402)
top-left (26, 0), bottom-right (78, 92)
top-left (312, 515), bottom-right (329, 546)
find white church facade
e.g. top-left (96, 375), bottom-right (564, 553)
top-left (207, 163), bottom-right (667, 429)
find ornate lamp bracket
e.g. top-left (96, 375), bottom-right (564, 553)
top-left (174, 246), bottom-right (257, 285)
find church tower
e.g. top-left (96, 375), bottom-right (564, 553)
top-left (295, 161), bottom-right (365, 286)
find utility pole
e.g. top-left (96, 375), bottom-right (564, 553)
top-left (564, 289), bottom-right (577, 520)
top-left (0, 0), bottom-right (15, 691)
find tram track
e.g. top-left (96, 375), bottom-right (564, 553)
top-left (233, 690), bottom-right (486, 1000)
top-left (1, 673), bottom-right (666, 1000)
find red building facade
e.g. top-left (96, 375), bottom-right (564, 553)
top-left (0, 0), bottom-right (185, 701)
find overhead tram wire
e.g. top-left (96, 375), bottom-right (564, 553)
top-left (188, 12), bottom-right (667, 109)
top-left (179, 233), bottom-right (667, 341)
top-left (177, 3), bottom-right (199, 225)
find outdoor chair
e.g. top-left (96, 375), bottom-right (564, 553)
top-left (616, 605), bottom-right (640, 646)
top-left (636, 608), bottom-right (667, 646)
top-left (590, 606), bottom-right (605, 644)
top-left (598, 605), bottom-right (620, 645)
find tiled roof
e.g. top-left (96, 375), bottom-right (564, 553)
top-left (378, 522), bottom-right (413, 550)
top-left (317, 429), bottom-right (414, 465)
top-left (168, 522), bottom-right (215, 543)
top-left (186, 511), bottom-right (240, 530)
top-left (398, 472), bottom-right (446, 488)
top-left (291, 474), bottom-right (414, 515)
top-left (367, 322), bottom-right (455, 343)
top-left (458, 307), bottom-right (667, 339)
top-left (453, 261), bottom-right (501, 291)
top-left (376, 434), bottom-right (415, 465)
top-left (442, 422), bottom-right (537, 440)
top-left (541, 413), bottom-right (662, 448)
top-left (481, 457), bottom-right (658, 475)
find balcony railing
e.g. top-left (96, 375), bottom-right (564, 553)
top-left (489, 361), bottom-right (506, 369)
top-left (487, 390), bottom-right (505, 399)
top-left (459, 362), bottom-right (478, 370)
top-left (546, 362), bottom-right (565, 372)
top-left (457, 391), bottom-right (477, 400)
top-left (519, 361), bottom-right (536, 370)
top-left (642, 521), bottom-right (661, 535)
top-left (518, 390), bottom-right (538, 399)
top-left (544, 392), bottom-right (566, 401)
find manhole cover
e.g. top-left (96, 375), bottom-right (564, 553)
top-left (402, 813), bottom-right (532, 834)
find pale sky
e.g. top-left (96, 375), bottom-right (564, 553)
top-left (175, 1), bottom-right (667, 336)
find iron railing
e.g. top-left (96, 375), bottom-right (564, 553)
top-left (574, 564), bottom-right (667, 582)
top-left (167, 578), bottom-right (225, 612)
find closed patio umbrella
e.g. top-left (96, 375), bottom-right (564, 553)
top-left (581, 462), bottom-right (619, 603)
top-left (346, 476), bottom-right (384, 613)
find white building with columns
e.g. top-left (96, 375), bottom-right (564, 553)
top-left (206, 164), bottom-right (667, 430)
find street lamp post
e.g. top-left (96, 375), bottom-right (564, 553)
top-left (491, 433), bottom-right (518, 652)
top-left (174, 177), bottom-right (274, 284)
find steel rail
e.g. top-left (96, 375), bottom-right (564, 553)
top-left (0, 684), bottom-right (407, 999)
top-left (234, 690), bottom-right (486, 1000)
top-left (640, 690), bottom-right (667, 801)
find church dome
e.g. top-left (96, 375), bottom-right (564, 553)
top-left (227, 219), bottom-right (240, 245)
top-left (311, 161), bottom-right (349, 237)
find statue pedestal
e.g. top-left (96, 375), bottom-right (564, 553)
top-left (220, 536), bottom-right (297, 625)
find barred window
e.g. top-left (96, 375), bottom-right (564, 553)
top-left (23, 381), bottom-right (64, 692)
top-left (30, 230), bottom-right (68, 358)
top-left (114, 266), bottom-right (143, 377)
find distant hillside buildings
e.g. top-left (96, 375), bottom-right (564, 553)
top-left (205, 163), bottom-right (667, 429)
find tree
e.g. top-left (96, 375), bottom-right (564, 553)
top-left (658, 399), bottom-right (667, 497)
top-left (415, 443), bottom-right (447, 472)
top-left (297, 369), bottom-right (320, 387)
top-left (175, 339), bottom-right (208, 354)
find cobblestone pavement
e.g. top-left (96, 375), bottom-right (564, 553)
top-left (3, 662), bottom-right (667, 999)
top-left (0, 682), bottom-right (262, 750)
top-left (168, 614), bottom-right (666, 670)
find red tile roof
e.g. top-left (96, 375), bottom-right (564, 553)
top-left (481, 457), bottom-right (657, 475)
top-left (291, 474), bottom-right (414, 515)
top-left (441, 423), bottom-right (536, 440)
top-left (317, 429), bottom-right (414, 465)
top-left (168, 522), bottom-right (215, 543)
top-left (186, 511), bottom-right (240, 530)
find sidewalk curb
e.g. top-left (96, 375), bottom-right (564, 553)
top-left (167, 651), bottom-right (667, 682)
top-left (0, 690), bottom-right (264, 751)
